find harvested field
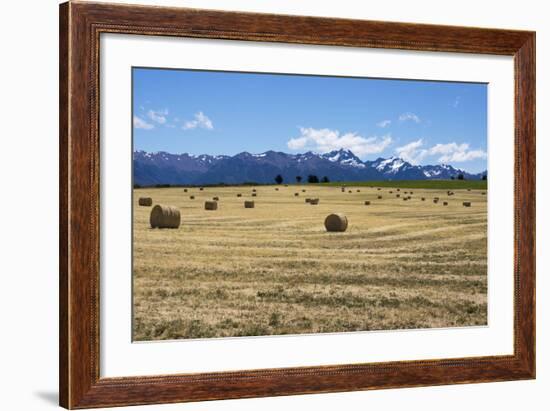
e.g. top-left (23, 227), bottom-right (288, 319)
top-left (133, 184), bottom-right (487, 341)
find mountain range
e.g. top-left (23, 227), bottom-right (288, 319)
top-left (133, 149), bottom-right (486, 186)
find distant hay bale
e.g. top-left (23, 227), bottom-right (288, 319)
top-left (204, 200), bottom-right (218, 210)
top-left (302, 189), bottom-right (306, 192)
top-left (189, 195), bottom-right (195, 199)
top-left (433, 199), bottom-right (439, 203)
top-left (244, 200), bottom-right (255, 208)
top-left (443, 201), bottom-right (448, 206)
top-left (421, 197), bottom-right (426, 201)
top-left (305, 198), bottom-right (312, 203)
top-left (275, 188), bottom-right (279, 191)
top-left (252, 189), bottom-right (257, 192)
top-left (396, 194), bottom-right (400, 198)
top-left (377, 188), bottom-right (381, 191)
top-left (378, 195), bottom-right (382, 199)
top-left (364, 201), bottom-right (370, 205)
top-left (482, 192), bottom-right (486, 195)
top-left (324, 213), bottom-right (348, 232)
top-left (467, 188), bottom-right (471, 191)
top-left (183, 188), bottom-right (188, 192)
top-left (251, 193), bottom-right (257, 197)
top-left (356, 189), bottom-right (361, 192)
top-left (309, 198), bottom-right (319, 205)
top-left (199, 187), bottom-right (204, 191)
top-left (149, 205), bottom-right (180, 229)
top-left (294, 193), bottom-right (299, 196)
top-left (348, 190), bottom-right (352, 193)
top-left (463, 201), bottom-right (472, 207)
top-left (403, 197), bottom-right (408, 201)
top-left (396, 188), bottom-right (400, 191)
top-left (138, 197), bottom-right (152, 206)
top-left (404, 191), bottom-right (408, 194)
top-left (410, 191), bottom-right (414, 194)
top-left (389, 191), bottom-right (393, 194)
top-left (434, 197), bottom-right (440, 201)
top-left (237, 193), bottom-right (242, 197)
top-left (212, 196), bottom-right (219, 201)
top-left (408, 196), bottom-right (412, 200)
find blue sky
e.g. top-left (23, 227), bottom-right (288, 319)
top-left (133, 68), bottom-right (487, 173)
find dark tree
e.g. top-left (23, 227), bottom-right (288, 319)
top-left (457, 173), bottom-right (465, 180)
top-left (296, 176), bottom-right (302, 183)
top-left (307, 174), bottom-right (319, 184)
top-left (482, 175), bottom-right (487, 180)
top-left (450, 176), bottom-right (455, 180)
top-left (321, 176), bottom-right (330, 183)
top-left (274, 174), bottom-right (283, 184)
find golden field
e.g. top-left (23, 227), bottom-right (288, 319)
top-left (132, 184), bottom-right (487, 341)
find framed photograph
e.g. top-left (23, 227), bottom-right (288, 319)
top-left (59, 2), bottom-right (535, 408)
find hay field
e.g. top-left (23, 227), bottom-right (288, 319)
top-left (133, 184), bottom-right (487, 341)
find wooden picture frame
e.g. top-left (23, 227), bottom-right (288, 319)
top-left (59, 1), bottom-right (535, 408)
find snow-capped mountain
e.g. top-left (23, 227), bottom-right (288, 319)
top-left (133, 149), bottom-right (486, 186)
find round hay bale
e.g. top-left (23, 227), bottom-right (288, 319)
top-left (244, 200), bottom-right (255, 208)
top-left (410, 191), bottom-right (414, 194)
top-left (364, 201), bottom-right (370, 205)
top-left (443, 201), bottom-right (448, 206)
top-left (189, 195), bottom-right (195, 199)
top-left (199, 187), bottom-right (204, 191)
top-left (377, 188), bottom-right (381, 191)
top-left (403, 197), bottom-right (408, 201)
top-left (275, 188), bottom-right (279, 191)
top-left (463, 201), bottom-right (472, 207)
top-left (348, 190), bottom-right (352, 193)
top-left (467, 188), bottom-right (471, 191)
top-left (356, 189), bottom-right (361, 192)
top-left (237, 193), bottom-right (242, 197)
top-left (378, 195), bottom-right (382, 199)
top-left (408, 196), bottom-right (412, 200)
top-left (482, 192), bottom-right (486, 195)
top-left (183, 188), bottom-right (188, 192)
top-left (204, 200), bottom-right (218, 210)
top-left (252, 189), bottom-right (257, 192)
top-left (389, 191), bottom-right (393, 194)
top-left (396, 194), bottom-right (400, 198)
top-left (433, 199), bottom-right (439, 203)
top-left (396, 188), bottom-right (400, 191)
top-left (421, 197), bottom-right (426, 201)
top-left (138, 197), bottom-right (152, 206)
top-left (302, 189), bottom-right (306, 192)
top-left (150, 205), bottom-right (180, 229)
top-left (309, 198), bottom-right (319, 205)
top-left (252, 193), bottom-right (257, 197)
top-left (324, 213), bottom-right (348, 232)
top-left (294, 193), bottom-right (299, 196)
top-left (212, 196), bottom-right (219, 201)
top-left (305, 198), bottom-right (311, 203)
top-left (404, 191), bottom-right (408, 194)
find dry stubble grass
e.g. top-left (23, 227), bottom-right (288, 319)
top-left (133, 184), bottom-right (487, 341)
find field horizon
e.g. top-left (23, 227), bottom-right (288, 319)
top-left (132, 182), bottom-right (487, 341)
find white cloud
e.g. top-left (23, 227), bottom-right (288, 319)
top-left (395, 139), bottom-right (486, 164)
top-left (429, 142), bottom-right (487, 162)
top-left (183, 111), bottom-right (214, 130)
top-left (286, 127), bottom-right (392, 157)
top-left (147, 109), bottom-right (168, 124)
top-left (133, 116), bottom-right (154, 130)
top-left (377, 119), bottom-right (391, 128)
top-left (399, 112), bottom-right (421, 123)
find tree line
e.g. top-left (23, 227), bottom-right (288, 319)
top-left (275, 175), bottom-right (330, 184)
